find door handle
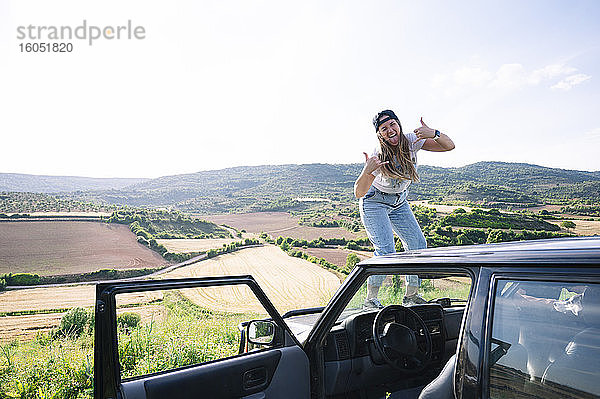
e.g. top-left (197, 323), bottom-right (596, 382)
top-left (243, 367), bottom-right (267, 389)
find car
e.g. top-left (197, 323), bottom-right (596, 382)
top-left (94, 236), bottom-right (600, 399)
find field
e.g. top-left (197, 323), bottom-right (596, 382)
top-left (301, 248), bottom-right (371, 269)
top-left (0, 221), bottom-right (167, 276)
top-left (204, 212), bottom-right (363, 240)
top-left (156, 238), bottom-right (238, 253)
top-left (163, 245), bottom-right (341, 314)
top-left (4, 212), bottom-right (110, 217)
top-left (552, 219), bottom-right (600, 236)
top-left (0, 245), bottom-right (340, 342)
top-left (410, 200), bottom-right (478, 214)
top-left (0, 285), bottom-right (162, 342)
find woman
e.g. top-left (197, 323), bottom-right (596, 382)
top-left (354, 109), bottom-right (455, 307)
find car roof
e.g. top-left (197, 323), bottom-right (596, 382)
top-left (358, 236), bottom-right (600, 267)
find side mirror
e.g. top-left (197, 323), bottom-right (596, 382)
top-left (247, 320), bottom-right (276, 345)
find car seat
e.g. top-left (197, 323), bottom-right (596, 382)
top-left (541, 287), bottom-right (600, 396)
top-left (417, 354), bottom-right (456, 399)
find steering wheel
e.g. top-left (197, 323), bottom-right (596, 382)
top-left (372, 305), bottom-right (432, 372)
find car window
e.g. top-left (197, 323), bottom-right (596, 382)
top-left (339, 273), bottom-right (471, 323)
top-left (488, 280), bottom-right (600, 398)
top-left (115, 284), bottom-right (271, 380)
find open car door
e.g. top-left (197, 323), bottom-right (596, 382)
top-left (94, 275), bottom-right (310, 399)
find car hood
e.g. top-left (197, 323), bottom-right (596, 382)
top-left (283, 312), bottom-right (322, 343)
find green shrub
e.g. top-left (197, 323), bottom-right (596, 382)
top-left (137, 236), bottom-right (149, 246)
top-left (345, 241), bottom-right (361, 250)
top-left (441, 209), bottom-right (560, 231)
top-left (421, 279), bottom-right (435, 292)
top-left (561, 220), bottom-right (576, 229)
top-left (207, 248), bottom-right (217, 258)
top-left (117, 313), bottom-right (141, 331)
top-left (345, 253), bottom-right (360, 273)
top-left (57, 307), bottom-right (91, 337)
top-left (4, 272), bottom-right (41, 286)
top-left (0, 278), bottom-right (6, 291)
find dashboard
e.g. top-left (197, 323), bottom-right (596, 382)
top-left (321, 304), bottom-right (465, 395)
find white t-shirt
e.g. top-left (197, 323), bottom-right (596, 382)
top-left (370, 132), bottom-right (424, 194)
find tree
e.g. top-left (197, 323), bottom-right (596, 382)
top-left (345, 253), bottom-right (360, 273)
top-left (561, 220), bottom-right (576, 230)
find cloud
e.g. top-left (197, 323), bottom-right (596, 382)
top-left (551, 73), bottom-right (592, 90)
top-left (453, 66), bottom-right (493, 88)
top-left (432, 62), bottom-right (590, 95)
top-left (489, 63), bottom-right (527, 89)
top-left (583, 127), bottom-right (600, 142)
top-left (529, 64), bottom-right (577, 84)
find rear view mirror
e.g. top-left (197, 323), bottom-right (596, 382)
top-left (247, 320), bottom-right (276, 345)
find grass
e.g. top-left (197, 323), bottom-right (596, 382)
top-left (0, 308), bottom-right (75, 317)
top-left (118, 291), bottom-right (259, 380)
top-left (0, 277), bottom-right (470, 398)
top-left (0, 291), bottom-right (258, 398)
top-left (347, 277), bottom-right (472, 309)
top-left (0, 334), bottom-right (94, 399)
top-left (0, 299), bottom-right (163, 317)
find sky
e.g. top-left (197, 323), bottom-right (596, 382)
top-left (1, 0), bottom-right (599, 178)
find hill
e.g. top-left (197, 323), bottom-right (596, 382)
top-left (68, 163), bottom-right (362, 213)
top-left (2, 162), bottom-right (599, 214)
top-left (0, 173), bottom-right (149, 193)
top-left (411, 162), bottom-right (600, 204)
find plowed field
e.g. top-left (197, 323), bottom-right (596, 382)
top-left (204, 212), bottom-right (362, 240)
top-left (300, 248), bottom-right (371, 269)
top-left (0, 221), bottom-right (167, 275)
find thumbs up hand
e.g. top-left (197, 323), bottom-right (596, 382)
top-left (413, 117), bottom-right (436, 144)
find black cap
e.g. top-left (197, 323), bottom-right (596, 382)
top-left (373, 109), bottom-right (400, 132)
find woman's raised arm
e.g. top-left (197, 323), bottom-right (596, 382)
top-left (354, 152), bottom-right (387, 198)
top-left (412, 118), bottom-right (455, 152)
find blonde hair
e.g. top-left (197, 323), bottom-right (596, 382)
top-left (377, 126), bottom-right (419, 182)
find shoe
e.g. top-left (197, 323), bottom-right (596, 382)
top-left (403, 294), bottom-right (427, 305)
top-left (363, 298), bottom-right (383, 309)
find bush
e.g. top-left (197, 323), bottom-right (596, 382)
top-left (561, 220), bottom-right (576, 229)
top-left (137, 236), bottom-right (149, 246)
top-left (345, 253), bottom-right (360, 273)
top-left (207, 248), bottom-right (218, 258)
top-left (442, 209), bottom-right (560, 231)
top-left (117, 312), bottom-right (141, 331)
top-left (0, 278), bottom-right (6, 291)
top-left (3, 272), bottom-right (41, 286)
top-left (57, 307), bottom-right (91, 337)
top-left (421, 279), bottom-right (435, 292)
top-left (345, 241), bottom-right (361, 250)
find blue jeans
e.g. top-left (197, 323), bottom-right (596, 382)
top-left (359, 186), bottom-right (427, 288)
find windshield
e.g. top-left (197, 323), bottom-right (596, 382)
top-left (338, 274), bottom-right (472, 324)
